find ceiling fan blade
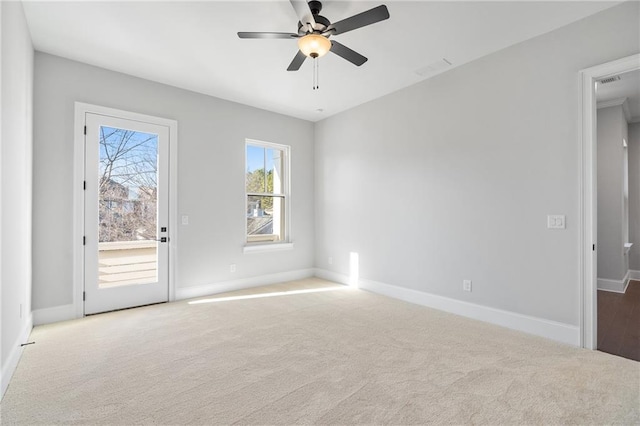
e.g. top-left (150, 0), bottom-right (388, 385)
top-left (289, 0), bottom-right (316, 32)
top-left (330, 41), bottom-right (367, 66)
top-left (329, 5), bottom-right (390, 35)
top-left (238, 32), bottom-right (299, 39)
top-left (287, 50), bottom-right (307, 71)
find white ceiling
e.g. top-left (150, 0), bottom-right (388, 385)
top-left (22, 1), bottom-right (619, 122)
top-left (597, 69), bottom-right (640, 122)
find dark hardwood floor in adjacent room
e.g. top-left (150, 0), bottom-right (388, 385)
top-left (598, 280), bottom-right (640, 362)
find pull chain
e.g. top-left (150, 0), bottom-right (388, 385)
top-left (313, 57), bottom-right (320, 90)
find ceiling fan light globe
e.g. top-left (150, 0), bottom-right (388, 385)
top-left (298, 34), bottom-right (331, 58)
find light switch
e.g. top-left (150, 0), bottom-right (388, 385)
top-left (547, 215), bottom-right (566, 229)
top-left (181, 215), bottom-right (189, 225)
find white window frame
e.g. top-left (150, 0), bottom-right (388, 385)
top-left (243, 139), bottom-right (293, 253)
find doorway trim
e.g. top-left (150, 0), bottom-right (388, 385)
top-left (73, 102), bottom-right (178, 318)
top-left (580, 53), bottom-right (640, 349)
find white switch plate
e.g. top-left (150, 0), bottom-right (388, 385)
top-left (463, 280), bottom-right (472, 292)
top-left (547, 215), bottom-right (566, 229)
top-left (230, 264), bottom-right (236, 273)
top-left (181, 215), bottom-right (189, 225)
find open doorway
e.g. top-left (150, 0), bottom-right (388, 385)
top-left (595, 69), bottom-right (640, 361)
top-left (580, 54), bottom-right (640, 356)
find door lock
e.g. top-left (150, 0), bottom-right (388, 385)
top-left (156, 237), bottom-right (168, 243)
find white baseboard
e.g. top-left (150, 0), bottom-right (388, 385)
top-left (1, 314), bottom-right (33, 399)
top-left (628, 269), bottom-right (640, 281)
top-left (598, 270), bottom-right (630, 293)
top-left (175, 268), bottom-right (316, 300)
top-left (33, 303), bottom-right (77, 325)
top-left (31, 269), bottom-right (317, 324)
top-left (314, 269), bottom-right (580, 347)
top-left (314, 268), bottom-right (351, 286)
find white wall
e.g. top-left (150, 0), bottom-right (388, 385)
top-left (32, 53), bottom-right (315, 311)
top-left (1, 1), bottom-right (34, 396)
top-left (628, 122), bottom-right (640, 270)
top-left (314, 2), bottom-right (639, 329)
top-left (597, 105), bottom-right (628, 282)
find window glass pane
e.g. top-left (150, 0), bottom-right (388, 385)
top-left (246, 145), bottom-right (265, 193)
top-left (247, 195), bottom-right (284, 242)
top-left (245, 141), bottom-right (288, 245)
top-left (98, 126), bottom-right (158, 288)
top-left (266, 147), bottom-right (284, 194)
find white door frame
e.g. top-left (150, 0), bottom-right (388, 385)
top-left (73, 102), bottom-right (178, 318)
top-left (580, 53), bottom-right (640, 349)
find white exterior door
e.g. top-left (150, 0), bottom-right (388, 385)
top-left (84, 113), bottom-right (169, 314)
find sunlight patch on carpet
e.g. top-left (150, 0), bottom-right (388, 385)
top-left (188, 285), bottom-right (349, 305)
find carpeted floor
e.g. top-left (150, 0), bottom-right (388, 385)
top-left (2, 278), bottom-right (639, 425)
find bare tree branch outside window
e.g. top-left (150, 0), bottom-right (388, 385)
top-left (99, 127), bottom-right (158, 242)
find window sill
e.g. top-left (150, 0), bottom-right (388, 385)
top-left (243, 242), bottom-right (294, 254)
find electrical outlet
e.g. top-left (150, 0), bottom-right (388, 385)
top-left (328, 257), bottom-right (333, 265)
top-left (463, 280), bottom-right (472, 292)
top-left (547, 215), bottom-right (566, 229)
top-left (230, 264), bottom-right (236, 273)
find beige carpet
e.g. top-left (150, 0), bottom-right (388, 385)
top-left (1, 278), bottom-right (639, 425)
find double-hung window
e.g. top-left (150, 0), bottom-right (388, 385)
top-left (245, 140), bottom-right (290, 246)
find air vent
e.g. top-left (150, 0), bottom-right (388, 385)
top-left (598, 75), bottom-right (621, 84)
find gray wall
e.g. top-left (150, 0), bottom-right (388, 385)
top-left (33, 53), bottom-right (315, 310)
top-left (1, 1), bottom-right (33, 387)
top-left (597, 105), bottom-right (629, 281)
top-left (314, 2), bottom-right (639, 326)
top-left (629, 122), bottom-right (640, 270)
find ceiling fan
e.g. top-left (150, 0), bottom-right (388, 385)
top-left (238, 0), bottom-right (390, 80)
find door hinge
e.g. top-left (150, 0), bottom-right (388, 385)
top-left (84, 125), bottom-right (87, 135)
top-left (593, 244), bottom-right (596, 251)
top-left (83, 291), bottom-right (86, 301)
top-left (83, 181), bottom-right (86, 190)
top-left (83, 236), bottom-right (86, 246)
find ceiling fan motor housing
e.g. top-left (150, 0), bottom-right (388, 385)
top-left (298, 15), bottom-right (331, 35)
top-left (296, 1), bottom-right (331, 35)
